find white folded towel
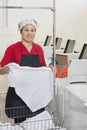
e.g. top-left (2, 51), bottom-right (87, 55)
top-left (20, 110), bottom-right (54, 130)
top-left (0, 122), bottom-right (23, 130)
top-left (7, 63), bottom-right (53, 112)
top-left (20, 110), bottom-right (67, 130)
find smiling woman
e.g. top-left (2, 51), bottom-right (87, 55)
top-left (0, 18), bottom-right (46, 67)
top-left (0, 18), bottom-right (46, 123)
top-left (21, 24), bottom-right (36, 49)
top-left (18, 19), bottom-right (39, 52)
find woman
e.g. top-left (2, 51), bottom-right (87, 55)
top-left (0, 19), bottom-right (46, 123)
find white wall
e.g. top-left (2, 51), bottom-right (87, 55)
top-left (56, 0), bottom-right (87, 51)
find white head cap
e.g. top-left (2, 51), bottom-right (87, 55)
top-left (18, 18), bottom-right (39, 31)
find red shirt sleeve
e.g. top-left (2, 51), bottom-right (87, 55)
top-left (0, 46), bottom-right (15, 66)
top-left (0, 42), bottom-right (22, 66)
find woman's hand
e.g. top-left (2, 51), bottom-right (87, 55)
top-left (0, 66), bottom-right (10, 75)
top-left (49, 64), bottom-right (54, 72)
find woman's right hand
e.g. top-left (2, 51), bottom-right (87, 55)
top-left (0, 66), bottom-right (10, 75)
top-left (49, 63), bottom-right (54, 72)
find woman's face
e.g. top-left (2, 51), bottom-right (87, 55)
top-left (21, 24), bottom-right (36, 43)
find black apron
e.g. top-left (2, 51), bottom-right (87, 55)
top-left (5, 45), bottom-right (45, 123)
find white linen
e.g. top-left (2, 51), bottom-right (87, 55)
top-left (20, 110), bottom-right (67, 130)
top-left (7, 63), bottom-right (53, 112)
top-left (0, 122), bottom-right (23, 130)
top-left (20, 110), bottom-right (54, 130)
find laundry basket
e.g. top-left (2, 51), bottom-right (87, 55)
top-left (0, 92), bottom-right (67, 130)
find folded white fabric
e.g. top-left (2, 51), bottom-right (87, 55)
top-left (0, 122), bottom-right (23, 130)
top-left (20, 110), bottom-right (54, 130)
top-left (7, 63), bottom-right (53, 112)
top-left (20, 110), bottom-right (67, 130)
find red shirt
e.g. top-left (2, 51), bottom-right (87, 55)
top-left (0, 41), bottom-right (46, 67)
